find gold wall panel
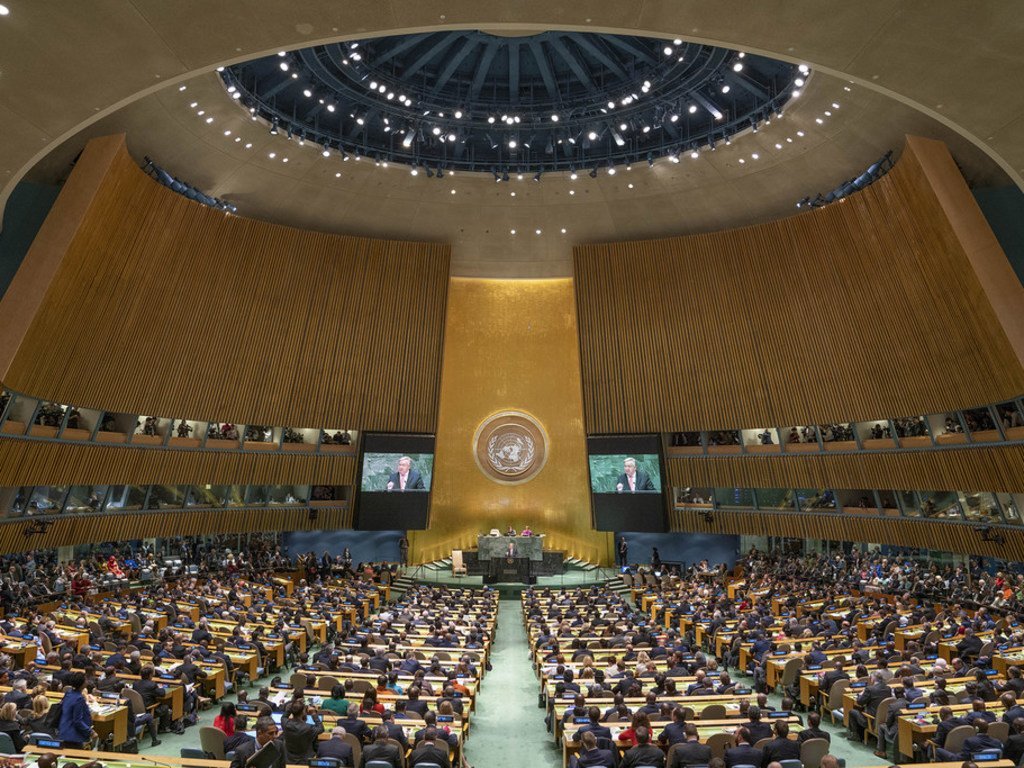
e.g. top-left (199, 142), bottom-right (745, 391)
top-left (2, 136), bottom-right (449, 432)
top-left (410, 278), bottom-right (612, 565)
top-left (671, 507), bottom-right (1024, 560)
top-left (574, 138), bottom-right (1024, 433)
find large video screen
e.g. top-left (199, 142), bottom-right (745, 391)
top-left (356, 434), bottom-right (435, 530)
top-left (588, 435), bottom-right (667, 532)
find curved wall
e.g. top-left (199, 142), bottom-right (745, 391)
top-left (575, 137), bottom-right (1024, 434)
top-left (0, 136), bottom-right (450, 431)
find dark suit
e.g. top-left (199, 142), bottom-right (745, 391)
top-left (761, 737), bottom-right (801, 767)
top-left (658, 722), bottom-right (688, 746)
top-left (615, 471), bottom-right (656, 493)
top-left (225, 732), bottom-right (256, 754)
top-left (575, 723), bottom-right (613, 741)
top-left (725, 744), bottom-right (763, 768)
top-left (797, 727), bottom-right (830, 744)
top-left (744, 721), bottom-right (773, 744)
top-left (934, 716), bottom-right (966, 748)
top-left (386, 470), bottom-right (425, 491)
top-left (668, 740), bottom-right (711, 768)
top-left (409, 743), bottom-right (451, 768)
top-left (1003, 732), bottom-right (1024, 765)
top-left (576, 747), bottom-right (616, 768)
top-left (282, 715), bottom-right (323, 762)
top-left (337, 717), bottom-right (370, 743)
top-left (360, 741), bottom-right (403, 768)
top-left (620, 744), bottom-right (666, 768)
top-left (229, 738), bottom-right (286, 768)
top-left (317, 738), bottom-right (355, 766)
top-left (820, 671), bottom-right (849, 695)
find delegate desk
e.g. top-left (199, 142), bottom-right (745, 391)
top-left (477, 535), bottom-right (542, 561)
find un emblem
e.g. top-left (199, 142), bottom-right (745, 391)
top-left (473, 410), bottom-right (548, 484)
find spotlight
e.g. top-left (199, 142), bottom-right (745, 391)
top-left (321, 146), bottom-right (330, 158)
top-left (732, 62), bottom-right (743, 72)
top-left (508, 139), bottom-right (517, 149)
top-left (587, 130), bottom-right (598, 141)
top-left (533, 171), bottom-right (542, 182)
top-left (690, 150), bottom-right (699, 159)
top-left (607, 161), bottom-right (616, 175)
top-left (402, 129), bottom-right (415, 149)
top-left (279, 61), bottom-right (289, 72)
top-left (269, 119), bottom-right (279, 135)
top-left (688, 104), bottom-right (698, 114)
top-left (551, 114), bottom-right (559, 122)
top-left (501, 170), bottom-right (510, 183)
top-left (588, 167), bottom-right (598, 178)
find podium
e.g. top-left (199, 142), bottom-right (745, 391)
top-left (484, 555), bottom-right (534, 584)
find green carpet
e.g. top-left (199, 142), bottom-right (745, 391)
top-left (464, 599), bottom-right (562, 768)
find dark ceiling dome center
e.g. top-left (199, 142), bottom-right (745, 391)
top-left (222, 30), bottom-right (801, 175)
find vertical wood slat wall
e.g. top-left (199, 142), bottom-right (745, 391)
top-left (669, 507), bottom-right (1024, 560)
top-left (2, 137), bottom-right (451, 432)
top-left (665, 444), bottom-right (1024, 493)
top-left (0, 439), bottom-right (357, 486)
top-left (573, 139), bottom-right (1024, 434)
top-left (0, 507), bottom-right (352, 555)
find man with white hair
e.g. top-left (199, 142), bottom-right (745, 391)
top-left (386, 456), bottom-right (425, 491)
top-left (316, 726), bottom-right (353, 764)
top-left (2, 678), bottom-right (30, 709)
top-left (615, 458), bottom-right (655, 493)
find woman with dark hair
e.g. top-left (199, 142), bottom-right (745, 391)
top-left (616, 712), bottom-right (651, 747)
top-left (321, 684), bottom-right (350, 715)
top-left (214, 702), bottom-right (237, 736)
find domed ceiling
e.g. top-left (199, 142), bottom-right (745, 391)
top-left (222, 31), bottom-right (800, 174)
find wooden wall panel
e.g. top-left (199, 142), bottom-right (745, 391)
top-left (670, 507), bottom-right (1024, 560)
top-left (574, 138), bottom-right (1024, 433)
top-left (0, 439), bottom-right (356, 486)
top-left (666, 444), bottom-right (1024, 493)
top-left (1, 135), bottom-right (450, 432)
top-left (0, 506), bottom-right (352, 555)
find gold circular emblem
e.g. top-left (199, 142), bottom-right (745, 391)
top-left (473, 410), bottom-right (548, 485)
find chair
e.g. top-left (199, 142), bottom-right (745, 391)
top-left (706, 731), bottom-right (733, 759)
top-left (864, 696), bottom-right (895, 745)
top-left (122, 685), bottom-right (155, 740)
top-left (289, 671), bottom-right (308, 689)
top-left (779, 761), bottom-right (804, 768)
top-left (451, 550), bottom-right (467, 577)
top-left (385, 739), bottom-right (407, 768)
top-left (700, 703), bottom-right (726, 720)
top-left (343, 733), bottom-right (362, 767)
top-left (982, 721), bottom-right (1009, 745)
top-left (942, 724), bottom-right (976, 757)
top-left (779, 657), bottom-right (803, 695)
top-left (800, 737), bottom-right (830, 768)
top-left (199, 725), bottom-right (226, 760)
top-left (317, 675), bottom-right (340, 691)
top-left (754, 738), bottom-right (772, 751)
top-left (181, 748), bottom-right (213, 759)
top-left (0, 733), bottom-right (16, 754)
top-left (366, 763), bottom-right (395, 768)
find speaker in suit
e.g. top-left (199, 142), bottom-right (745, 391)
top-left (386, 458), bottom-right (425, 491)
top-left (615, 467), bottom-right (655, 493)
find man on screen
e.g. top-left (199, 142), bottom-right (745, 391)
top-left (615, 458), bottom-right (656, 493)
top-left (386, 457), bottom-right (425, 492)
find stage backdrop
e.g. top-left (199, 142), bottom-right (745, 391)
top-left (410, 278), bottom-right (613, 566)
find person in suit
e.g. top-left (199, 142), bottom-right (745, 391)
top-left (760, 721), bottom-right (801, 767)
top-left (409, 726), bottom-right (451, 768)
top-left (657, 707), bottom-right (689, 746)
top-left (229, 716), bottom-right (285, 768)
top-left (930, 707), bottom-right (966, 756)
top-left (337, 704), bottom-right (370, 743)
top-left (957, 629), bottom-right (984, 659)
top-left (616, 458), bottom-right (655, 493)
top-left (819, 661), bottom-right (849, 697)
top-left (620, 726), bottom-right (665, 768)
top-left (574, 707), bottom-right (612, 742)
top-left (725, 727), bottom-right (763, 768)
top-left (847, 672), bottom-right (892, 740)
top-left (2, 679), bottom-right (30, 710)
top-left (936, 718), bottom-right (1003, 761)
top-left (743, 706), bottom-right (772, 744)
top-left (505, 540), bottom-right (519, 558)
top-left (133, 665), bottom-right (169, 743)
top-left (574, 731), bottom-right (616, 768)
top-left (668, 723), bottom-right (712, 768)
top-left (1002, 692), bottom-right (1024, 724)
top-left (281, 700), bottom-right (323, 762)
top-left (381, 710), bottom-right (411, 752)
top-left (225, 716), bottom-right (257, 755)
top-left (797, 712), bottom-right (830, 744)
top-left (1003, 717), bottom-right (1024, 765)
top-left (386, 457), bottom-right (425, 492)
top-left (360, 725), bottom-right (402, 768)
top-left (317, 727), bottom-right (355, 766)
